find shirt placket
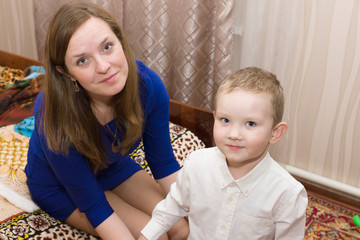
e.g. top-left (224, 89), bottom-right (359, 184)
top-left (215, 181), bottom-right (240, 240)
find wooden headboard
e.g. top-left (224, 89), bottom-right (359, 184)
top-left (0, 49), bottom-right (214, 147)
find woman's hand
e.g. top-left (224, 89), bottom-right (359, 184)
top-left (95, 213), bottom-right (135, 240)
top-left (138, 234), bottom-right (148, 240)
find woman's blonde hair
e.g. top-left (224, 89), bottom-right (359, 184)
top-left (42, 2), bottom-right (143, 172)
top-left (215, 67), bottom-right (284, 126)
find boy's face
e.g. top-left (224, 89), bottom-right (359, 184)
top-left (213, 89), bottom-right (276, 173)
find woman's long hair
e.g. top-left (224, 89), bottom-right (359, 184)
top-left (43, 2), bottom-right (143, 172)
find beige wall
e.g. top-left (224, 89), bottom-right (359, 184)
top-left (233, 0), bottom-right (360, 192)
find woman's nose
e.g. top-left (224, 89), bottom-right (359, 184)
top-left (95, 56), bottom-right (110, 73)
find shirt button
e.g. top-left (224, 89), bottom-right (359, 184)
top-left (221, 224), bottom-right (227, 229)
top-left (244, 189), bottom-right (249, 194)
top-left (228, 196), bottom-right (233, 201)
top-left (232, 182), bottom-right (237, 186)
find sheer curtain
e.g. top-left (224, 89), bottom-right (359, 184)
top-left (32, 0), bottom-right (234, 110)
top-left (0, 0), bottom-right (38, 60)
top-left (234, 0), bottom-right (360, 190)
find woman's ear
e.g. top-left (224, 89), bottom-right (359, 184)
top-left (55, 66), bottom-right (74, 81)
top-left (55, 66), bottom-right (66, 75)
top-left (269, 122), bottom-right (288, 145)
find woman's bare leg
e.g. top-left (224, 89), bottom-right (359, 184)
top-left (65, 191), bottom-right (155, 238)
top-left (65, 171), bottom-right (170, 239)
top-left (111, 170), bottom-right (166, 215)
top-left (112, 170), bottom-right (189, 239)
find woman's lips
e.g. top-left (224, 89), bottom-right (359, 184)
top-left (101, 72), bottom-right (117, 83)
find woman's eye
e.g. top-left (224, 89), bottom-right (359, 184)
top-left (220, 118), bottom-right (230, 124)
top-left (77, 58), bottom-right (87, 66)
top-left (246, 121), bottom-right (256, 127)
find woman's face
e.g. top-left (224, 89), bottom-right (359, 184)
top-left (64, 17), bottom-right (128, 105)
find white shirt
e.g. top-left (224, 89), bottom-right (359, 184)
top-left (141, 147), bottom-right (308, 240)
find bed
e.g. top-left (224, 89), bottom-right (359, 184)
top-left (0, 49), bottom-right (214, 239)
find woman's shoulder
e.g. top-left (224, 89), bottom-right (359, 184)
top-left (136, 60), bottom-right (166, 91)
top-left (136, 60), bottom-right (169, 105)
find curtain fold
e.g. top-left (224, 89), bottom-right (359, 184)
top-left (122, 0), bottom-right (233, 109)
top-left (32, 0), bottom-right (234, 110)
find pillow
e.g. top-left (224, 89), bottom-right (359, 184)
top-left (130, 122), bottom-right (205, 177)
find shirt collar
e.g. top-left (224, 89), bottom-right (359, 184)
top-left (215, 147), bottom-right (272, 197)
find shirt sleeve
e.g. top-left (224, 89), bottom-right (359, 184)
top-left (274, 186), bottom-right (308, 240)
top-left (137, 61), bottom-right (181, 179)
top-left (141, 157), bottom-right (192, 239)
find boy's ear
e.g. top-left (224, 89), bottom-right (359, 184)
top-left (269, 122), bottom-right (288, 145)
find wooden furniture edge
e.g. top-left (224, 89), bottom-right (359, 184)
top-left (0, 49), bottom-right (43, 70)
top-left (169, 99), bottom-right (214, 147)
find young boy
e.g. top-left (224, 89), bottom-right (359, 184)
top-left (139, 67), bottom-right (308, 240)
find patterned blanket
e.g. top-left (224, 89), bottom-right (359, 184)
top-left (0, 66), bottom-right (43, 127)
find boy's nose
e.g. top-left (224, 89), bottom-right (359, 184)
top-left (229, 126), bottom-right (242, 140)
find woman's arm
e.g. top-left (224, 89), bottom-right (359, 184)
top-left (156, 170), bottom-right (179, 194)
top-left (96, 213), bottom-right (135, 240)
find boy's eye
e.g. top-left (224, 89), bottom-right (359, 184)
top-left (220, 118), bottom-right (230, 124)
top-left (104, 43), bottom-right (113, 51)
top-left (246, 121), bottom-right (256, 127)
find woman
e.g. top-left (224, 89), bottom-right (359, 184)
top-left (25, 2), bottom-right (188, 239)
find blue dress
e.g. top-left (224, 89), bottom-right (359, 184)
top-left (25, 61), bottom-right (180, 228)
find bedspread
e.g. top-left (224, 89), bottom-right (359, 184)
top-left (0, 66), bottom-right (43, 126)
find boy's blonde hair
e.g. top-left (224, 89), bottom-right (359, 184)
top-left (215, 67), bottom-right (284, 126)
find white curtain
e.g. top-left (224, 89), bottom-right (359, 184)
top-left (234, 0), bottom-right (360, 189)
top-left (0, 0), bottom-right (38, 60)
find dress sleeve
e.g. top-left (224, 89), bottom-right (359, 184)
top-left (137, 61), bottom-right (181, 179)
top-left (43, 145), bottom-right (113, 228)
top-left (34, 91), bottom-right (113, 228)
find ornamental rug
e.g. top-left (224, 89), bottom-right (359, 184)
top-left (1, 193), bottom-right (359, 239)
top-left (305, 193), bottom-right (360, 240)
